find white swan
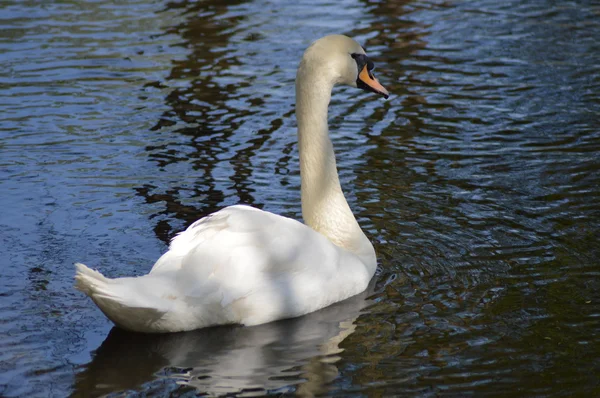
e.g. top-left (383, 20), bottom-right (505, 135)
top-left (75, 34), bottom-right (389, 333)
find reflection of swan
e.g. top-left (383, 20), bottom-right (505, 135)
top-left (72, 286), bottom-right (373, 397)
top-left (74, 35), bottom-right (389, 333)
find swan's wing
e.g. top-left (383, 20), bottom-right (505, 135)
top-left (150, 204), bottom-right (346, 290)
top-left (150, 204), bottom-right (340, 275)
top-left (148, 205), bottom-right (367, 326)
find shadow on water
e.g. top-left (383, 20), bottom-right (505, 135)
top-left (134, 0), bottom-right (256, 244)
top-left (71, 286), bottom-right (373, 397)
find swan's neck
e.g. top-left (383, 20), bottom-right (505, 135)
top-left (295, 71), bottom-right (374, 263)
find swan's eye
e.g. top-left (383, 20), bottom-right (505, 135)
top-left (351, 53), bottom-right (365, 63)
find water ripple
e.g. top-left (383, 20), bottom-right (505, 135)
top-left (1, 0), bottom-right (599, 396)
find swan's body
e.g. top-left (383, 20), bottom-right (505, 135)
top-left (75, 35), bottom-right (389, 333)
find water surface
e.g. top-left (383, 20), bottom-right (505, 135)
top-left (1, 0), bottom-right (599, 396)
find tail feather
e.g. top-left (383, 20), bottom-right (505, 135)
top-left (74, 262), bottom-right (111, 296)
top-left (74, 263), bottom-right (168, 332)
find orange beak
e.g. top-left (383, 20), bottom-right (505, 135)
top-left (358, 65), bottom-right (389, 99)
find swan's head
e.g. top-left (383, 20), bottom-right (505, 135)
top-left (299, 35), bottom-right (389, 99)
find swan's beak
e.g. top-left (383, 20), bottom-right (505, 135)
top-left (357, 65), bottom-right (389, 99)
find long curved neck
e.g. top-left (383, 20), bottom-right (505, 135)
top-left (295, 67), bottom-right (374, 263)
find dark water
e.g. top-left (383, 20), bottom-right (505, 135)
top-left (1, 0), bottom-right (599, 396)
